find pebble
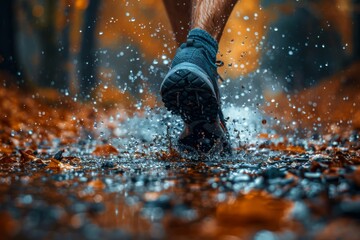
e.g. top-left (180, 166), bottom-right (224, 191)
top-left (304, 172), bottom-right (322, 179)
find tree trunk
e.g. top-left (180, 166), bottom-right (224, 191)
top-left (79, 0), bottom-right (102, 100)
top-left (37, 0), bottom-right (60, 88)
top-left (354, 0), bottom-right (360, 60)
top-left (57, 3), bottom-right (72, 91)
top-left (0, 0), bottom-right (24, 86)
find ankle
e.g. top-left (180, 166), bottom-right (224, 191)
top-left (187, 28), bottom-right (218, 62)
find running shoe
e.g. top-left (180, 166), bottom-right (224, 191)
top-left (160, 28), bottom-right (231, 155)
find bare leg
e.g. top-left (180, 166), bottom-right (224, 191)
top-left (162, 0), bottom-right (192, 45)
top-left (192, 0), bottom-right (238, 42)
top-left (163, 0), bottom-right (237, 44)
top-left (161, 0), bottom-right (237, 155)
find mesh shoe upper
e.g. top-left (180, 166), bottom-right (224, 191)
top-left (171, 29), bottom-right (220, 98)
top-left (161, 28), bottom-right (232, 155)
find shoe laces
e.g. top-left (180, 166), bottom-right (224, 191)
top-left (215, 61), bottom-right (225, 82)
top-left (181, 39), bottom-right (226, 99)
top-left (181, 39), bottom-right (224, 74)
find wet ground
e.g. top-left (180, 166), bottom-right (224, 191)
top-left (1, 118), bottom-right (360, 240)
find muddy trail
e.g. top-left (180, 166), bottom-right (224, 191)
top-left (1, 135), bottom-right (360, 240)
top-left (1, 87), bottom-right (360, 240)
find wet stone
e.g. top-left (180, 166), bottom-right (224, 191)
top-left (141, 206), bottom-right (165, 221)
top-left (82, 223), bottom-right (102, 240)
top-left (337, 201), bottom-right (360, 218)
top-left (53, 150), bottom-right (64, 160)
top-left (231, 174), bottom-right (251, 182)
top-left (172, 204), bottom-right (197, 221)
top-left (254, 230), bottom-right (278, 240)
top-left (291, 201), bottom-right (310, 221)
top-left (238, 163), bottom-right (261, 169)
top-left (101, 161), bottom-right (115, 168)
top-left (311, 155), bottom-right (332, 163)
top-left (144, 195), bottom-right (172, 210)
top-left (102, 230), bottom-right (131, 240)
top-left (71, 202), bottom-right (88, 213)
top-left (349, 131), bottom-right (360, 142)
top-left (304, 172), bottom-right (322, 179)
top-left (26, 206), bottom-right (64, 227)
top-left (268, 177), bottom-right (294, 186)
top-left (87, 202), bottom-right (105, 214)
top-left (263, 167), bottom-right (286, 179)
top-left (288, 187), bottom-right (306, 200)
top-left (323, 174), bottom-right (340, 183)
top-left (292, 157), bottom-right (309, 162)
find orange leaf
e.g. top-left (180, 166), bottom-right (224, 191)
top-left (352, 167), bottom-right (360, 188)
top-left (216, 191), bottom-right (292, 230)
top-left (19, 150), bottom-right (39, 163)
top-left (92, 145), bottom-right (119, 157)
top-left (46, 158), bottom-right (78, 171)
top-left (88, 179), bottom-right (105, 189)
top-left (0, 156), bottom-right (16, 164)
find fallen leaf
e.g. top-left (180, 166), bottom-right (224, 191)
top-left (92, 145), bottom-right (119, 157)
top-left (46, 158), bottom-right (77, 171)
top-left (19, 150), bottom-right (38, 163)
top-left (316, 218), bottom-right (360, 240)
top-left (0, 156), bottom-right (16, 164)
top-left (62, 156), bottom-right (81, 165)
top-left (0, 211), bottom-right (18, 239)
top-left (88, 179), bottom-right (105, 189)
top-left (216, 191), bottom-right (292, 230)
top-left (351, 166), bottom-right (360, 187)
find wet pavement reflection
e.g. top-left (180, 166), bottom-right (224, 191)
top-left (1, 133), bottom-right (360, 239)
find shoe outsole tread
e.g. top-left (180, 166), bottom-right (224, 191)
top-left (161, 69), bottom-right (219, 124)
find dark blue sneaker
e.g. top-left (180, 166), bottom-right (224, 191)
top-left (160, 29), bottom-right (231, 155)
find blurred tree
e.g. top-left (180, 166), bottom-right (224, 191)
top-left (162, 0), bottom-right (191, 44)
top-left (21, 0), bottom-right (71, 90)
top-left (38, 0), bottom-right (58, 88)
top-left (354, 0), bottom-right (360, 60)
top-left (79, 0), bottom-right (102, 100)
top-left (260, 1), bottom-right (347, 92)
top-left (0, 0), bottom-right (25, 87)
top-left (57, 1), bottom-right (72, 91)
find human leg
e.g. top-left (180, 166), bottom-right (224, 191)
top-left (161, 0), bottom-right (238, 155)
top-left (162, 0), bottom-right (192, 45)
top-left (163, 0), bottom-right (237, 44)
top-left (191, 0), bottom-right (238, 42)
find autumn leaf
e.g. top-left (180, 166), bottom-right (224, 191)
top-left (19, 150), bottom-right (40, 163)
top-left (216, 191), bottom-right (292, 230)
top-left (92, 144), bottom-right (119, 157)
top-left (351, 167), bottom-right (360, 188)
top-left (88, 179), bottom-right (105, 189)
top-left (0, 156), bottom-right (16, 164)
top-left (62, 156), bottom-right (81, 165)
top-left (46, 158), bottom-right (78, 171)
top-left (0, 211), bottom-right (18, 239)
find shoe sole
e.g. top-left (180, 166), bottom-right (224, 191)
top-left (160, 62), bottom-right (219, 124)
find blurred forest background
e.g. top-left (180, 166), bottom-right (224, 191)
top-left (0, 0), bottom-right (359, 131)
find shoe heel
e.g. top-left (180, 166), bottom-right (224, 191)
top-left (160, 63), bottom-right (219, 123)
